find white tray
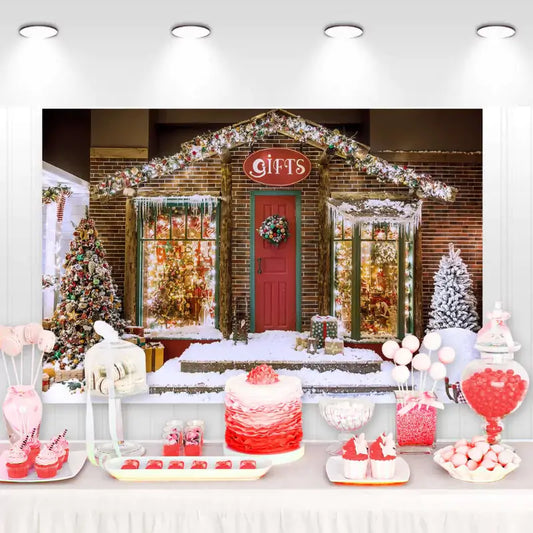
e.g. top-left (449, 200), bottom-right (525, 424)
top-left (104, 455), bottom-right (272, 481)
top-left (0, 449), bottom-right (87, 483)
top-left (223, 443), bottom-right (305, 465)
top-left (326, 456), bottom-right (410, 486)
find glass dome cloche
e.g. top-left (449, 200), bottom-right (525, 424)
top-left (460, 302), bottom-right (529, 444)
top-left (85, 321), bottom-right (148, 463)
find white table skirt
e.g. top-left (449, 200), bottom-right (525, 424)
top-left (0, 441), bottom-right (532, 533)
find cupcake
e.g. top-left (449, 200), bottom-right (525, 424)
top-left (342, 434), bottom-right (369, 479)
top-left (369, 433), bottom-right (397, 479)
top-left (58, 430), bottom-right (69, 463)
top-left (6, 447), bottom-right (29, 479)
top-left (163, 433), bottom-right (181, 456)
top-left (34, 447), bottom-right (59, 479)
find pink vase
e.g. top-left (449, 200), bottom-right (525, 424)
top-left (2, 385), bottom-right (42, 444)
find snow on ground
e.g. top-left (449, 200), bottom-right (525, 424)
top-left (146, 326), bottom-right (223, 340)
top-left (179, 330), bottom-right (381, 362)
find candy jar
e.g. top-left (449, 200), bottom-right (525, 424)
top-left (461, 302), bottom-right (529, 444)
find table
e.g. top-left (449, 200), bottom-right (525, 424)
top-left (0, 441), bottom-right (532, 533)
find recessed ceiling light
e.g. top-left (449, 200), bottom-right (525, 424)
top-left (476, 24), bottom-right (516, 39)
top-left (324, 24), bottom-right (364, 39)
top-left (19, 24), bottom-right (58, 39)
top-left (171, 24), bottom-right (211, 39)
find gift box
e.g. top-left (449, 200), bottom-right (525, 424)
top-left (310, 315), bottom-right (338, 349)
top-left (294, 333), bottom-right (309, 351)
top-left (144, 342), bottom-right (165, 372)
top-left (324, 337), bottom-right (344, 355)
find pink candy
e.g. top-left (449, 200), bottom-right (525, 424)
top-left (480, 459), bottom-right (496, 471)
top-left (476, 442), bottom-right (490, 455)
top-left (451, 453), bottom-right (467, 467)
top-left (498, 450), bottom-right (514, 466)
top-left (466, 460), bottom-right (479, 471)
top-left (467, 447), bottom-right (483, 462)
top-left (455, 445), bottom-right (470, 455)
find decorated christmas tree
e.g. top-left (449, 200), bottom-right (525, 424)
top-left (149, 242), bottom-right (214, 327)
top-left (47, 212), bottom-right (124, 370)
top-left (427, 243), bottom-right (479, 332)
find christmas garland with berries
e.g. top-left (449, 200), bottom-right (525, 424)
top-left (257, 214), bottom-right (289, 246)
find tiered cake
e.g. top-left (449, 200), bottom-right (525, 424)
top-left (224, 364), bottom-right (303, 454)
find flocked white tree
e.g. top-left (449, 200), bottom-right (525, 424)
top-left (427, 243), bottom-right (479, 332)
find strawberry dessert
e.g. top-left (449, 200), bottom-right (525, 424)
top-left (34, 447), bottom-right (59, 479)
top-left (168, 460), bottom-right (185, 469)
top-left (145, 460), bottom-right (163, 469)
top-left (191, 460), bottom-right (208, 469)
top-left (6, 446), bottom-right (29, 479)
top-left (239, 460), bottom-right (256, 469)
top-left (225, 364), bottom-right (302, 455)
top-left (369, 433), bottom-right (397, 479)
top-left (163, 433), bottom-right (181, 456)
top-left (342, 434), bottom-right (369, 480)
top-left (215, 460), bottom-right (232, 469)
top-left (121, 459), bottom-right (140, 470)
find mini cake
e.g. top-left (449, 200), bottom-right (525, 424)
top-left (168, 460), bottom-right (185, 469)
top-left (342, 434), bottom-right (369, 479)
top-left (163, 433), bottom-right (181, 456)
top-left (121, 459), bottom-right (140, 470)
top-left (6, 447), bottom-right (29, 479)
top-left (34, 447), bottom-right (59, 479)
top-left (215, 460), bottom-right (232, 469)
top-left (225, 364), bottom-right (303, 454)
top-left (369, 433), bottom-right (397, 479)
top-left (146, 460), bottom-right (163, 469)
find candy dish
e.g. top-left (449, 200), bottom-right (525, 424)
top-left (433, 445), bottom-right (520, 483)
top-left (104, 455), bottom-right (271, 481)
top-left (326, 456), bottom-right (410, 486)
top-left (0, 449), bottom-right (86, 483)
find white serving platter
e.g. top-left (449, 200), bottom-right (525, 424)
top-left (0, 449), bottom-right (87, 483)
top-left (326, 456), bottom-right (410, 486)
top-left (223, 443), bottom-right (305, 465)
top-left (104, 455), bottom-right (272, 481)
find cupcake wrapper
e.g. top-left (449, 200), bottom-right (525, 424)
top-left (370, 458), bottom-right (397, 479)
top-left (343, 458), bottom-right (369, 480)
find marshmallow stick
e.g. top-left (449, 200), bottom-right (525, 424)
top-left (11, 357), bottom-right (20, 386)
top-left (30, 344), bottom-right (35, 388)
top-left (1, 350), bottom-right (11, 387)
top-left (31, 350), bottom-right (44, 389)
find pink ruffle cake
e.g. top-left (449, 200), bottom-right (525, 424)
top-left (224, 364), bottom-right (303, 454)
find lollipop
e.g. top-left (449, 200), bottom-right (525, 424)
top-left (429, 362), bottom-right (447, 393)
top-left (391, 365), bottom-right (410, 386)
top-left (1, 334), bottom-right (22, 357)
top-left (382, 340), bottom-right (399, 360)
top-left (12, 325), bottom-right (29, 346)
top-left (394, 348), bottom-right (413, 366)
top-left (438, 346), bottom-right (456, 364)
top-left (401, 334), bottom-right (420, 353)
top-left (412, 352), bottom-right (431, 371)
top-left (423, 332), bottom-right (441, 351)
top-left (37, 331), bottom-right (56, 353)
top-left (24, 323), bottom-right (43, 345)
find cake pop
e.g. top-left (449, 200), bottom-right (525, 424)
top-left (24, 323), bottom-right (43, 345)
top-left (412, 352), bottom-right (431, 372)
top-left (423, 332), bottom-right (442, 351)
top-left (394, 348), bottom-right (413, 366)
top-left (438, 346), bottom-right (456, 364)
top-left (401, 334), bottom-right (420, 353)
top-left (382, 340), bottom-right (399, 360)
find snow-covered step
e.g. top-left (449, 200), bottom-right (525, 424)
top-left (180, 359), bottom-right (381, 374)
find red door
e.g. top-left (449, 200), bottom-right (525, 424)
top-left (253, 194), bottom-right (297, 332)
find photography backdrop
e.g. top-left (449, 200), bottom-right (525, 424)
top-left (0, 0), bottom-right (532, 440)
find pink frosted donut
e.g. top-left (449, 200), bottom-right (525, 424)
top-left (475, 442), bottom-right (490, 456)
top-left (480, 459), bottom-right (496, 471)
top-left (24, 323), bottom-right (43, 344)
top-left (0, 334), bottom-right (22, 357)
top-left (455, 445), bottom-right (470, 455)
top-left (467, 447), bottom-right (483, 462)
top-left (466, 460), bottom-right (479, 471)
top-left (484, 450), bottom-right (498, 462)
top-left (37, 330), bottom-right (56, 353)
top-left (451, 453), bottom-right (467, 467)
top-left (498, 450), bottom-right (514, 466)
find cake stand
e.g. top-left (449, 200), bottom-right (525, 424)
top-left (222, 443), bottom-right (305, 465)
top-left (319, 397), bottom-right (374, 455)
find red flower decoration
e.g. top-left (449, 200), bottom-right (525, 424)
top-left (246, 364), bottom-right (279, 384)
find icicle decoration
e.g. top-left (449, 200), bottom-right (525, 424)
top-left (133, 195), bottom-right (219, 220)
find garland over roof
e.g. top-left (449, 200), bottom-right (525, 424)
top-left (94, 109), bottom-right (457, 203)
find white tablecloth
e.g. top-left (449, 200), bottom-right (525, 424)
top-left (0, 441), bottom-right (532, 533)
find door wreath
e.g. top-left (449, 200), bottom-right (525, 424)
top-left (257, 214), bottom-right (289, 246)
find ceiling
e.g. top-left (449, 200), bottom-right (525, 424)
top-left (1, 0), bottom-right (532, 106)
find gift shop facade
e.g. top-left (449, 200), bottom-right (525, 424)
top-left (85, 109), bottom-right (482, 344)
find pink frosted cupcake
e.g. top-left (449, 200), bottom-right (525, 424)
top-left (34, 447), bottom-right (59, 479)
top-left (342, 434), bottom-right (369, 479)
top-left (369, 433), bottom-right (397, 479)
top-left (6, 447), bottom-right (29, 479)
top-left (58, 430), bottom-right (69, 463)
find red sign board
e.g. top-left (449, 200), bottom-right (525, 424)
top-left (243, 148), bottom-right (312, 186)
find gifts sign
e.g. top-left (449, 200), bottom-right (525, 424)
top-left (243, 148), bottom-right (312, 186)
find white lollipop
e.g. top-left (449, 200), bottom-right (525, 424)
top-left (382, 340), bottom-right (399, 359)
top-left (423, 331), bottom-right (441, 351)
top-left (429, 361), bottom-right (447, 381)
top-left (391, 365), bottom-right (410, 384)
top-left (401, 334), bottom-right (420, 353)
top-left (394, 347), bottom-right (413, 366)
top-left (438, 346), bottom-right (456, 364)
top-left (412, 352), bottom-right (431, 371)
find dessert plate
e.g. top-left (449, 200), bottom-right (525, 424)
top-left (104, 455), bottom-right (272, 481)
top-left (0, 449), bottom-right (87, 483)
top-left (326, 456), bottom-right (410, 486)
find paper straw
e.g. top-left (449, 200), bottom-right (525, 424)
top-left (1, 350), bottom-right (11, 387)
top-left (30, 344), bottom-right (35, 387)
top-left (31, 351), bottom-right (44, 389)
top-left (20, 345), bottom-right (24, 385)
top-left (11, 356), bottom-right (20, 386)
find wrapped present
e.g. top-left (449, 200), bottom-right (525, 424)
top-left (125, 325), bottom-right (145, 336)
top-left (144, 342), bottom-right (165, 372)
top-left (42, 373), bottom-right (50, 392)
top-left (324, 337), bottom-right (344, 355)
top-left (294, 333), bottom-right (309, 351)
top-left (310, 315), bottom-right (338, 349)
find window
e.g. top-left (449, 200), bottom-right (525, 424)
top-left (137, 198), bottom-right (218, 329)
top-left (331, 200), bottom-right (416, 340)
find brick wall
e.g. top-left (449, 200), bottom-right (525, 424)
top-left (90, 138), bottom-right (482, 332)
